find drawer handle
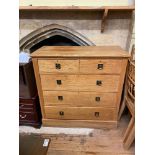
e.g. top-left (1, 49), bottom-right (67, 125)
top-left (20, 114), bottom-right (27, 119)
top-left (59, 111), bottom-right (64, 116)
top-left (19, 104), bottom-right (24, 108)
top-left (95, 112), bottom-right (99, 117)
top-left (95, 97), bottom-right (100, 102)
top-left (97, 64), bottom-right (104, 70)
top-left (55, 63), bottom-right (61, 69)
top-left (58, 96), bottom-right (63, 101)
top-left (56, 80), bottom-right (62, 85)
top-left (96, 80), bottom-right (102, 86)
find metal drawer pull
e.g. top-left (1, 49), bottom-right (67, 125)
top-left (55, 63), bottom-right (61, 69)
top-left (19, 104), bottom-right (24, 108)
top-left (95, 112), bottom-right (99, 117)
top-left (95, 97), bottom-right (100, 102)
top-left (56, 80), bottom-right (62, 85)
top-left (20, 114), bottom-right (27, 119)
top-left (58, 96), bottom-right (63, 101)
top-left (96, 80), bottom-right (102, 86)
top-left (98, 64), bottom-right (104, 70)
top-left (59, 111), bottom-right (64, 116)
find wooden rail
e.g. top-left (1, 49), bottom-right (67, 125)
top-left (19, 6), bottom-right (135, 11)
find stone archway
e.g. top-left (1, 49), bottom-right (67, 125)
top-left (19, 24), bottom-right (95, 52)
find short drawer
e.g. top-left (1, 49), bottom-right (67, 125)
top-left (44, 106), bottom-right (117, 121)
top-left (41, 75), bottom-right (79, 91)
top-left (79, 92), bottom-right (117, 107)
top-left (40, 75), bottom-right (120, 92)
top-left (19, 103), bottom-right (34, 112)
top-left (38, 59), bottom-right (79, 74)
top-left (19, 112), bottom-right (38, 122)
top-left (78, 75), bottom-right (120, 92)
top-left (43, 91), bottom-right (117, 107)
top-left (43, 91), bottom-right (79, 106)
top-left (80, 59), bottom-right (122, 74)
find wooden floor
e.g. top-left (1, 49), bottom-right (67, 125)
top-left (43, 114), bottom-right (134, 155)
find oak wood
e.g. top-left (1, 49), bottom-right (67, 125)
top-left (31, 46), bottom-right (130, 58)
top-left (38, 59), bottom-right (79, 74)
top-left (31, 46), bottom-right (129, 128)
top-left (43, 91), bottom-right (117, 107)
top-left (32, 58), bottom-right (46, 118)
top-left (44, 106), bottom-right (117, 121)
top-left (40, 74), bottom-right (120, 92)
top-left (79, 59), bottom-right (122, 74)
top-left (116, 59), bottom-right (128, 115)
top-left (42, 119), bottom-right (117, 129)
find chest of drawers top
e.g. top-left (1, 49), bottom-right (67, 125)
top-left (31, 46), bottom-right (130, 58)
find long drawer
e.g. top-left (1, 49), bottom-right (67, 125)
top-left (44, 106), bottom-right (117, 121)
top-left (40, 75), bottom-right (120, 92)
top-left (43, 91), bottom-right (117, 107)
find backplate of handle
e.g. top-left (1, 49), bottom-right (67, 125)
top-left (58, 96), bottom-right (63, 101)
top-left (95, 112), bottom-right (99, 117)
top-left (95, 97), bottom-right (100, 102)
top-left (59, 111), bottom-right (64, 116)
top-left (96, 80), bottom-right (102, 86)
top-left (57, 80), bottom-right (62, 85)
top-left (97, 64), bottom-right (104, 70)
top-left (55, 63), bottom-right (61, 69)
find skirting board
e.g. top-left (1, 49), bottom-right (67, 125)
top-left (42, 119), bottom-right (118, 129)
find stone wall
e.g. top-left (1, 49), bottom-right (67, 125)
top-left (19, 11), bottom-right (132, 50)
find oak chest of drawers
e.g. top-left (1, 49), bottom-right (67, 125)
top-left (31, 46), bottom-right (130, 128)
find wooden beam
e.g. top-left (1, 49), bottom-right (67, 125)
top-left (101, 9), bottom-right (108, 33)
top-left (19, 5), bottom-right (135, 11)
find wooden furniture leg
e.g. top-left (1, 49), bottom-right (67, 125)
top-left (123, 123), bottom-right (135, 149)
top-left (123, 117), bottom-right (134, 142)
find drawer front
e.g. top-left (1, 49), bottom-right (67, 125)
top-left (41, 75), bottom-right (79, 91)
top-left (19, 103), bottom-right (34, 112)
top-left (44, 106), bottom-right (116, 121)
top-left (79, 92), bottom-right (117, 107)
top-left (43, 91), bottom-right (117, 107)
top-left (41, 75), bottom-right (120, 92)
top-left (19, 112), bottom-right (38, 122)
top-left (43, 91), bottom-right (79, 106)
top-left (38, 59), bottom-right (79, 74)
top-left (80, 59), bottom-right (122, 74)
top-left (78, 75), bottom-right (120, 92)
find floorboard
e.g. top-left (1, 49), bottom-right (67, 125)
top-left (45, 114), bottom-right (134, 155)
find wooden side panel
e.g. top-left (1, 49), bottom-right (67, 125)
top-left (80, 59), bottom-right (122, 74)
top-left (43, 91), bottom-right (117, 107)
top-left (40, 75), bottom-right (120, 92)
top-left (44, 106), bottom-right (117, 121)
top-left (32, 58), bottom-right (46, 118)
top-left (116, 59), bottom-right (128, 116)
top-left (38, 59), bottom-right (79, 74)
